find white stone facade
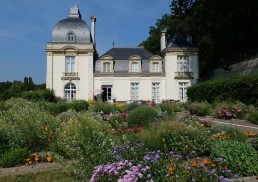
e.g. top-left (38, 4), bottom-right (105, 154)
top-left (46, 5), bottom-right (199, 103)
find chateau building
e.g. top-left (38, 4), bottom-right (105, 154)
top-left (46, 4), bottom-right (199, 103)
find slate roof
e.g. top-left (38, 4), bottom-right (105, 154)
top-left (100, 47), bottom-right (154, 60)
top-left (167, 33), bottom-right (194, 48)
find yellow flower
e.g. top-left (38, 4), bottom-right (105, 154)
top-left (35, 157), bottom-right (40, 162)
top-left (47, 156), bottom-right (52, 163)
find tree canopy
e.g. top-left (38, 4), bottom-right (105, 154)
top-left (141, 0), bottom-right (258, 79)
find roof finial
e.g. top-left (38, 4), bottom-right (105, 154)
top-left (113, 41), bottom-right (115, 47)
top-left (75, 0), bottom-right (78, 8)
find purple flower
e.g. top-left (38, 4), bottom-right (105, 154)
top-left (225, 169), bottom-right (232, 173)
top-left (200, 163), bottom-right (205, 168)
top-left (222, 178), bottom-right (231, 182)
top-left (219, 175), bottom-right (224, 180)
top-left (191, 179), bottom-right (196, 182)
top-left (187, 166), bottom-right (192, 170)
top-left (233, 174), bottom-right (239, 178)
top-left (169, 151), bottom-right (175, 155)
top-left (147, 174), bottom-right (151, 179)
top-left (165, 174), bottom-right (170, 177)
top-left (217, 157), bottom-right (223, 162)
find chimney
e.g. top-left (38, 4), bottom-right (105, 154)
top-left (160, 30), bottom-right (167, 51)
top-left (91, 16), bottom-right (97, 46)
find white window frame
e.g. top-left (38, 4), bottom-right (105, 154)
top-left (177, 56), bottom-right (189, 72)
top-left (131, 62), bottom-right (139, 72)
top-left (64, 83), bottom-right (76, 101)
top-left (65, 56), bottom-right (75, 73)
top-left (152, 62), bottom-right (159, 72)
top-left (130, 83), bottom-right (139, 100)
top-left (103, 62), bottom-right (111, 72)
top-left (179, 82), bottom-right (189, 102)
top-left (152, 83), bottom-right (160, 103)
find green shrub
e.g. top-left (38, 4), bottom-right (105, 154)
top-left (21, 89), bottom-right (57, 102)
top-left (46, 101), bottom-right (69, 115)
top-left (226, 128), bottom-right (248, 142)
top-left (187, 73), bottom-right (258, 106)
top-left (107, 114), bottom-right (124, 129)
top-left (91, 102), bottom-right (121, 114)
top-left (249, 110), bottom-right (258, 124)
top-left (1, 148), bottom-right (30, 167)
top-left (124, 103), bottom-right (141, 111)
top-left (55, 111), bottom-right (119, 180)
top-left (0, 98), bottom-right (61, 151)
top-left (127, 106), bottom-right (158, 128)
top-left (213, 101), bottom-right (250, 119)
top-left (158, 103), bottom-right (175, 116)
top-left (0, 121), bottom-right (10, 154)
top-left (68, 100), bottom-right (89, 112)
top-left (186, 102), bottom-right (212, 116)
top-left (249, 137), bottom-right (258, 151)
top-left (211, 140), bottom-right (258, 176)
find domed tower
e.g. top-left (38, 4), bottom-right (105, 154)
top-left (46, 4), bottom-right (96, 100)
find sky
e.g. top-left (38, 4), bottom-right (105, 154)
top-left (0, 0), bottom-right (171, 83)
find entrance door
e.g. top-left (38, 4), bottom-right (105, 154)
top-left (102, 85), bottom-right (112, 102)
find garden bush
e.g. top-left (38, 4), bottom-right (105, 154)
top-left (91, 102), bottom-right (122, 114)
top-left (107, 114), bottom-right (124, 129)
top-left (249, 110), bottom-right (258, 124)
top-left (186, 101), bottom-right (212, 116)
top-left (211, 140), bottom-right (258, 176)
top-left (21, 89), bottom-right (57, 102)
top-left (157, 103), bottom-right (176, 117)
top-left (124, 103), bottom-right (141, 111)
top-left (0, 98), bottom-right (61, 151)
top-left (1, 147), bottom-right (30, 167)
top-left (127, 106), bottom-right (158, 128)
top-left (213, 101), bottom-right (250, 119)
top-left (187, 73), bottom-right (258, 106)
top-left (55, 111), bottom-right (120, 180)
top-left (68, 100), bottom-right (89, 112)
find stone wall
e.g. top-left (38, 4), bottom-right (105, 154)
top-left (210, 57), bottom-right (258, 79)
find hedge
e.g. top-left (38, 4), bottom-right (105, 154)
top-left (187, 73), bottom-right (258, 105)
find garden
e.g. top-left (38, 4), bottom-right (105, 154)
top-left (0, 97), bottom-right (258, 182)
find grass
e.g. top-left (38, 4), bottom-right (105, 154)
top-left (0, 169), bottom-right (77, 182)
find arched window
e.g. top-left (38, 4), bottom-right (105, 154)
top-left (131, 62), bottom-right (138, 72)
top-left (153, 62), bottom-right (159, 72)
top-left (68, 32), bottom-right (75, 42)
top-left (64, 83), bottom-right (76, 101)
top-left (103, 62), bottom-right (111, 72)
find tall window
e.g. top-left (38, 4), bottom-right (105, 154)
top-left (130, 83), bottom-right (139, 100)
top-left (131, 62), bottom-right (139, 72)
top-left (64, 83), bottom-right (76, 101)
top-left (179, 82), bottom-right (189, 102)
top-left (152, 83), bottom-right (160, 103)
top-left (68, 32), bottom-right (75, 41)
top-left (103, 62), bottom-right (111, 72)
top-left (65, 56), bottom-right (75, 73)
top-left (153, 62), bottom-right (159, 72)
top-left (177, 56), bottom-right (189, 72)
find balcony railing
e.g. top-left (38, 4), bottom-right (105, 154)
top-left (174, 72), bottom-right (193, 79)
top-left (61, 72), bottom-right (79, 80)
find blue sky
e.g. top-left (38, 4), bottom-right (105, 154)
top-left (0, 0), bottom-right (171, 83)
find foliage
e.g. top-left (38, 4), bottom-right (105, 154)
top-left (188, 74), bottom-right (258, 106)
top-left (21, 89), bottom-right (57, 102)
top-left (1, 147), bottom-right (30, 167)
top-left (141, 0), bottom-right (258, 78)
top-left (249, 137), bottom-right (258, 152)
top-left (107, 114), bottom-right (124, 129)
top-left (127, 106), bottom-right (158, 128)
top-left (249, 110), bottom-right (258, 124)
top-left (90, 102), bottom-right (122, 114)
top-left (157, 103), bottom-right (176, 117)
top-left (162, 120), bottom-right (212, 155)
top-left (55, 111), bottom-right (119, 180)
top-left (186, 101), bottom-right (212, 116)
top-left (213, 101), bottom-right (251, 119)
top-left (0, 98), bottom-right (61, 152)
top-left (211, 140), bottom-right (258, 176)
top-left (124, 102), bottom-right (141, 111)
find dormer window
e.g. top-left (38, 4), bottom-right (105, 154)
top-left (68, 32), bottom-right (75, 42)
top-left (103, 62), bottom-right (111, 72)
top-left (149, 55), bottom-right (162, 73)
top-left (129, 55), bottom-right (141, 73)
top-left (100, 55), bottom-right (114, 73)
top-left (131, 62), bottom-right (139, 72)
